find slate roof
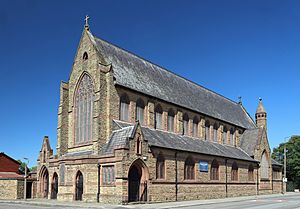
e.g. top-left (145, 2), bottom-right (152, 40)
top-left (62, 150), bottom-right (94, 158)
top-left (88, 31), bottom-right (256, 130)
top-left (239, 128), bottom-right (261, 156)
top-left (271, 158), bottom-right (283, 167)
top-left (101, 126), bottom-right (136, 155)
top-left (0, 172), bottom-right (24, 180)
top-left (103, 120), bottom-right (257, 162)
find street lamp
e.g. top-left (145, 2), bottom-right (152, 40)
top-left (23, 157), bottom-right (29, 200)
top-left (283, 136), bottom-right (290, 194)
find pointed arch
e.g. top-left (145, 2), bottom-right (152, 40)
top-left (260, 151), bottom-right (269, 179)
top-left (75, 170), bottom-right (83, 201)
top-left (74, 73), bottom-right (94, 144)
top-left (39, 166), bottom-right (49, 198)
top-left (51, 172), bottom-right (58, 199)
top-left (128, 159), bottom-right (149, 202)
top-left (83, 52), bottom-right (88, 60)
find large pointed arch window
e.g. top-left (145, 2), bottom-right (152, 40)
top-left (74, 74), bottom-right (94, 144)
top-left (260, 151), bottom-right (269, 179)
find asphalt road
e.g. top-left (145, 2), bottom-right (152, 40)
top-left (176, 194), bottom-right (300, 209)
top-left (1, 194), bottom-right (300, 209)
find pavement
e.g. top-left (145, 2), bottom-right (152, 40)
top-left (0, 192), bottom-right (299, 209)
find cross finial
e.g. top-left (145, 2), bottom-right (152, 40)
top-left (84, 15), bottom-right (90, 28)
top-left (238, 96), bottom-right (242, 104)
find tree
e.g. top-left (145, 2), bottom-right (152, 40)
top-left (17, 160), bottom-right (27, 174)
top-left (272, 135), bottom-right (300, 190)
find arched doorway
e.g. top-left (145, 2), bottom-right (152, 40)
top-left (75, 171), bottom-right (83, 201)
top-left (51, 172), bottom-right (58, 199)
top-left (128, 159), bottom-right (149, 202)
top-left (39, 166), bottom-right (49, 198)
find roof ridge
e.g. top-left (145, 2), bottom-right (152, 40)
top-left (93, 35), bottom-right (240, 106)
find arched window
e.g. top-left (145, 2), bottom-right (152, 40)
top-left (223, 126), bottom-right (227, 144)
top-left (136, 136), bottom-right (142, 155)
top-left (210, 159), bottom-right (219, 180)
top-left (136, 99), bottom-right (145, 125)
top-left (183, 113), bottom-right (189, 135)
top-left (120, 94), bottom-right (129, 121)
top-left (156, 154), bottom-right (165, 179)
top-left (167, 109), bottom-right (175, 132)
top-left (75, 171), bottom-right (83, 201)
top-left (51, 172), bottom-right (58, 199)
top-left (231, 162), bottom-right (238, 181)
top-left (248, 164), bottom-right (254, 181)
top-left (184, 157), bottom-right (195, 180)
top-left (155, 105), bottom-right (163, 129)
top-left (230, 128), bottom-right (235, 145)
top-left (74, 74), bottom-right (94, 144)
top-left (192, 117), bottom-right (199, 137)
top-left (83, 52), bottom-right (88, 60)
top-left (205, 120), bottom-right (210, 141)
top-left (213, 123), bottom-right (218, 142)
top-left (260, 152), bottom-right (269, 179)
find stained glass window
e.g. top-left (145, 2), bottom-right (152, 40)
top-left (74, 74), bottom-right (94, 144)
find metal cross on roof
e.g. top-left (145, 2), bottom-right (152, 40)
top-left (85, 15), bottom-right (90, 27)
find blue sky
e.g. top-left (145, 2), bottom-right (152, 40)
top-left (1, 0), bottom-right (299, 167)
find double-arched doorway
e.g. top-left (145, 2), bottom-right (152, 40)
top-left (128, 159), bottom-right (149, 202)
top-left (75, 171), bottom-right (83, 201)
top-left (39, 166), bottom-right (49, 198)
top-left (51, 172), bottom-right (58, 199)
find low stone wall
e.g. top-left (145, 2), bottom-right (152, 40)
top-left (0, 179), bottom-right (24, 199)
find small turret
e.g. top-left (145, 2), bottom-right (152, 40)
top-left (255, 98), bottom-right (267, 131)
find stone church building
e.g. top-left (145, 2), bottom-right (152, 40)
top-left (37, 19), bottom-right (283, 204)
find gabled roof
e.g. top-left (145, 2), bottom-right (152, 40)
top-left (103, 120), bottom-right (257, 163)
top-left (271, 158), bottom-right (283, 167)
top-left (239, 128), bottom-right (261, 156)
top-left (0, 152), bottom-right (21, 165)
top-left (87, 31), bottom-right (256, 130)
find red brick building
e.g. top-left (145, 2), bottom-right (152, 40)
top-left (0, 152), bottom-right (36, 199)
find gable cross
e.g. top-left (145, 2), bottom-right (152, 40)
top-left (85, 15), bottom-right (90, 27)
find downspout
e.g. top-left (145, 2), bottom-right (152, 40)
top-left (225, 159), bottom-right (228, 198)
top-left (271, 167), bottom-right (274, 193)
top-left (97, 163), bottom-right (101, 203)
top-left (175, 152), bottom-right (178, 201)
top-left (256, 163), bottom-right (259, 196)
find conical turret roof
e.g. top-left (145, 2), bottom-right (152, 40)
top-left (256, 98), bottom-right (266, 114)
